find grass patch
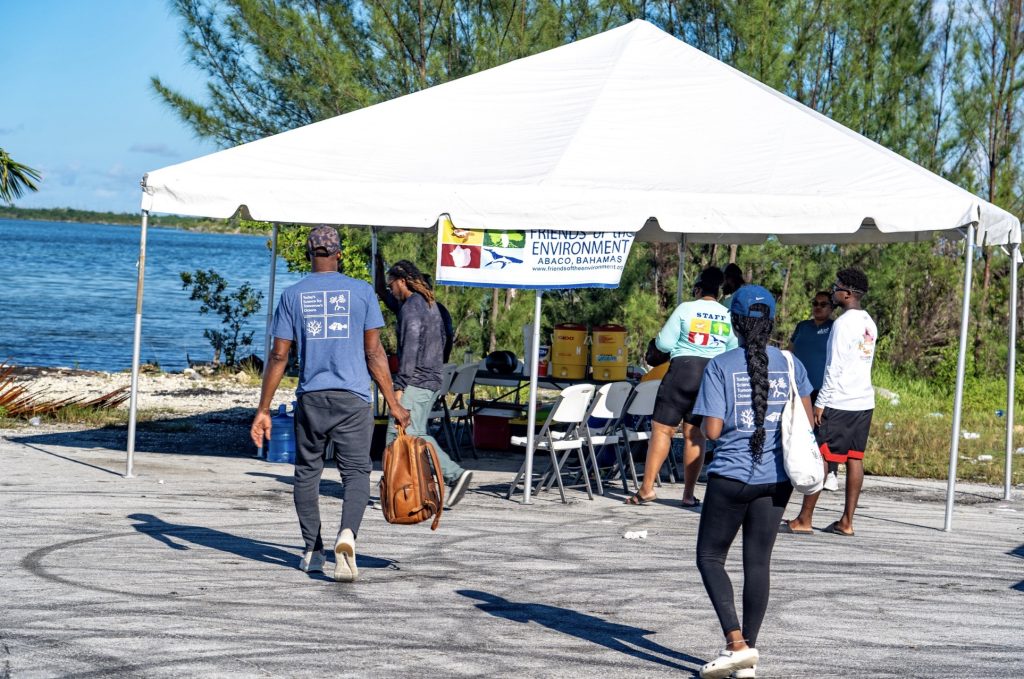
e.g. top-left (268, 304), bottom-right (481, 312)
top-left (14, 407), bottom-right (165, 428)
top-left (867, 364), bottom-right (1024, 485)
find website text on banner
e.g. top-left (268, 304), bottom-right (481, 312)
top-left (434, 216), bottom-right (636, 289)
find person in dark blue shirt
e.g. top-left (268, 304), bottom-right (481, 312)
top-left (375, 255), bottom-right (455, 362)
top-left (788, 291), bottom-right (834, 394)
top-left (691, 286), bottom-right (813, 679)
top-left (383, 259), bottom-right (473, 509)
top-left (789, 291), bottom-right (838, 489)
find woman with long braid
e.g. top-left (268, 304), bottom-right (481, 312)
top-left (690, 286), bottom-right (813, 679)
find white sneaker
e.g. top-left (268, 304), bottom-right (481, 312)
top-left (445, 470), bottom-right (473, 509)
top-left (823, 471), bottom-right (839, 492)
top-left (333, 528), bottom-right (358, 582)
top-left (732, 666), bottom-right (756, 678)
top-left (299, 549), bottom-right (325, 573)
top-left (700, 648), bottom-right (758, 679)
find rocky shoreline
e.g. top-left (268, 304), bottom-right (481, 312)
top-left (0, 366), bottom-right (299, 458)
top-left (5, 365), bottom-right (292, 417)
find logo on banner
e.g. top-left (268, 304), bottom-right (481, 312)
top-left (435, 215), bottom-right (635, 289)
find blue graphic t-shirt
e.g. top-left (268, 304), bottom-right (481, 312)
top-left (790, 319), bottom-right (833, 391)
top-left (270, 272), bottom-right (384, 400)
top-left (692, 347), bottom-right (813, 484)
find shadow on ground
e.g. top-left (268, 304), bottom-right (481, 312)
top-left (458, 590), bottom-right (704, 674)
top-left (1011, 544), bottom-right (1024, 593)
top-left (8, 408), bottom-right (258, 458)
top-left (128, 513), bottom-right (397, 571)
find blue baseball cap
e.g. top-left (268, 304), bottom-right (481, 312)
top-left (730, 285), bottom-right (776, 319)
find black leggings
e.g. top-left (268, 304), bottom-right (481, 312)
top-left (695, 474), bottom-right (793, 647)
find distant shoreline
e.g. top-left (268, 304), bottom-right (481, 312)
top-left (0, 207), bottom-right (262, 235)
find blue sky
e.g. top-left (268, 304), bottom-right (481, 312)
top-left (1, 1), bottom-right (218, 212)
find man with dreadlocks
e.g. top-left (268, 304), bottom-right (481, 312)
top-left (781, 267), bottom-right (876, 537)
top-left (691, 285), bottom-right (813, 679)
top-left (384, 259), bottom-right (474, 508)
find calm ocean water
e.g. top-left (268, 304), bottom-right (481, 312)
top-left (0, 219), bottom-right (304, 372)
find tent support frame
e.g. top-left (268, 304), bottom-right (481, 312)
top-left (1005, 242), bottom-right (1019, 500)
top-left (676, 235), bottom-right (687, 304)
top-left (521, 291), bottom-right (543, 504)
top-left (944, 223), bottom-right (976, 531)
top-left (262, 223), bottom-right (279, 367)
top-left (126, 209), bottom-right (150, 478)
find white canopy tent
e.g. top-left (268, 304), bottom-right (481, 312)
top-left (136, 19), bottom-right (1020, 528)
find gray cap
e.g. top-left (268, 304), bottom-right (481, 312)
top-left (307, 225), bottom-right (340, 255)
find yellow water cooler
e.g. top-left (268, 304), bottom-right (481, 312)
top-left (551, 323), bottom-right (589, 379)
top-left (591, 324), bottom-right (628, 381)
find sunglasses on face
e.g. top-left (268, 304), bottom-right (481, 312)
top-left (831, 283), bottom-right (856, 295)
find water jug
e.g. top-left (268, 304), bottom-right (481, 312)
top-left (267, 403), bottom-right (296, 464)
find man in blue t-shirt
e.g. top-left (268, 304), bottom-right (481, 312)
top-left (789, 290), bottom-right (837, 489)
top-left (788, 291), bottom-right (835, 395)
top-left (251, 226), bottom-right (410, 583)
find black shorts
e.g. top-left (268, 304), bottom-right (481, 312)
top-left (818, 407), bottom-right (873, 463)
top-left (652, 355), bottom-right (711, 427)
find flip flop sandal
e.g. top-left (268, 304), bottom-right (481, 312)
top-left (681, 497), bottom-right (701, 508)
top-left (778, 521), bottom-right (813, 535)
top-left (823, 521), bottom-right (855, 536)
top-left (624, 491), bottom-right (657, 505)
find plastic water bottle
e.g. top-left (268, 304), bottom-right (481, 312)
top-left (268, 404), bottom-right (296, 463)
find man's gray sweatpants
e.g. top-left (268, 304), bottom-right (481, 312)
top-left (293, 390), bottom-right (373, 552)
top-left (385, 384), bottom-right (464, 484)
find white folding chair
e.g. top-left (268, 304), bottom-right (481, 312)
top-left (427, 364), bottom-right (459, 457)
top-left (446, 362), bottom-right (479, 456)
top-left (507, 384), bottom-right (596, 503)
top-left (578, 381), bottom-right (634, 497)
top-left (617, 379), bottom-right (661, 493)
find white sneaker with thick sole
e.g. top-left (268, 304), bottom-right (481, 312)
top-left (732, 666), bottom-right (756, 678)
top-left (445, 470), bottom-right (473, 509)
top-left (333, 528), bottom-right (358, 582)
top-left (700, 648), bottom-right (758, 679)
top-left (300, 549), bottom-right (325, 573)
top-left (823, 471), bottom-right (839, 492)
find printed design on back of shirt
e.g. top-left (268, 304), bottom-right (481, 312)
top-left (731, 370), bottom-right (789, 432)
top-left (300, 290), bottom-right (351, 340)
top-left (687, 314), bottom-right (731, 347)
top-left (857, 327), bottom-right (876, 360)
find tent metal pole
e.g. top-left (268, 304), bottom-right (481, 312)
top-left (126, 209), bottom-right (150, 479)
top-left (255, 223), bottom-right (279, 459)
top-left (1005, 242), bottom-right (1019, 500)
top-left (371, 226), bottom-right (378, 287)
top-left (371, 226), bottom-right (380, 415)
top-left (521, 290), bottom-right (543, 504)
top-left (263, 223), bottom-right (279, 366)
top-left (676, 234), bottom-right (687, 304)
top-left (944, 223), bottom-right (976, 532)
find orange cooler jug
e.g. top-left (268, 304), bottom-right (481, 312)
top-left (551, 323), bottom-right (588, 379)
top-left (591, 324), bottom-right (628, 381)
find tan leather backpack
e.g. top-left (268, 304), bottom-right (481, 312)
top-left (379, 426), bottom-right (445, 530)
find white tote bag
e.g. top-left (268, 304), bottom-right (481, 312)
top-left (780, 351), bottom-right (825, 495)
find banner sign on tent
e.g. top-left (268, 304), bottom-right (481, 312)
top-left (434, 215), bottom-right (635, 289)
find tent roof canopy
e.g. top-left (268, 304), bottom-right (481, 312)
top-left (143, 20), bottom-right (1020, 246)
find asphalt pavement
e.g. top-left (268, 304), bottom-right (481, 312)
top-left (1, 429), bottom-right (1022, 678)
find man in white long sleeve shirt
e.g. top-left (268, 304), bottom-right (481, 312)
top-left (781, 268), bottom-right (876, 537)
